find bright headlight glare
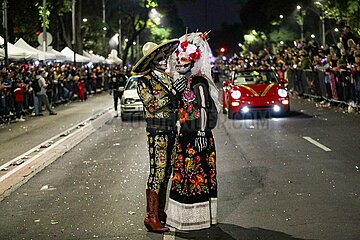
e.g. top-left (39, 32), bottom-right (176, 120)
top-left (274, 105), bottom-right (281, 112)
top-left (278, 89), bottom-right (288, 98)
top-left (231, 90), bottom-right (241, 99)
top-left (242, 106), bottom-right (250, 113)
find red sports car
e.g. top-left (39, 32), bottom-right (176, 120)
top-left (222, 69), bottom-right (290, 119)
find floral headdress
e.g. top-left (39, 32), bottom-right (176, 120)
top-left (175, 32), bottom-right (209, 63)
top-left (170, 31), bottom-right (220, 112)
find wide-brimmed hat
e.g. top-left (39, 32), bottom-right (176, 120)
top-left (132, 39), bottom-right (179, 74)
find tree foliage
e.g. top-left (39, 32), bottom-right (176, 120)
top-left (316, 0), bottom-right (360, 35)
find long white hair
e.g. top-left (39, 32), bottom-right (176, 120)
top-left (168, 32), bottom-right (220, 111)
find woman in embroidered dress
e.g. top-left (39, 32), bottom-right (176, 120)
top-left (166, 32), bottom-right (220, 231)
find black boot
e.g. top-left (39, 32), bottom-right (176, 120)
top-left (158, 185), bottom-right (167, 224)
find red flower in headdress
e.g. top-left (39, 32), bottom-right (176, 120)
top-left (189, 48), bottom-right (201, 61)
top-left (180, 40), bottom-right (189, 51)
top-left (200, 32), bottom-right (207, 39)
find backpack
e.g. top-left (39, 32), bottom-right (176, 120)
top-left (31, 78), bottom-right (41, 93)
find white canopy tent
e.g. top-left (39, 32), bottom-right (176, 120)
top-left (14, 38), bottom-right (56, 60)
top-left (105, 49), bottom-right (123, 65)
top-left (61, 47), bottom-right (91, 63)
top-left (83, 51), bottom-right (105, 63)
top-left (36, 46), bottom-right (67, 62)
top-left (0, 36), bottom-right (33, 60)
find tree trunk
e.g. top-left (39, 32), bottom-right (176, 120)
top-left (60, 16), bottom-right (72, 48)
top-left (76, 0), bottom-right (83, 54)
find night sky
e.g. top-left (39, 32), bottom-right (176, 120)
top-left (176, 0), bottom-right (241, 32)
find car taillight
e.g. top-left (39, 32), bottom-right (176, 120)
top-left (231, 90), bottom-right (241, 99)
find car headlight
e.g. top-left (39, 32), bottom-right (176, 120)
top-left (278, 89), bottom-right (288, 98)
top-left (231, 90), bottom-right (241, 99)
top-left (125, 98), bottom-right (136, 104)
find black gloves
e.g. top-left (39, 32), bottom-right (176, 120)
top-left (171, 76), bottom-right (187, 96)
top-left (171, 71), bottom-right (192, 96)
top-left (195, 131), bottom-right (207, 152)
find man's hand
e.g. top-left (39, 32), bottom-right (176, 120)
top-left (195, 131), bottom-right (207, 152)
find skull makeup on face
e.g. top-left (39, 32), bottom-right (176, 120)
top-left (151, 51), bottom-right (167, 70)
top-left (175, 37), bottom-right (203, 75)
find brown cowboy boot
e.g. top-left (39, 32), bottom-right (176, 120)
top-left (158, 185), bottom-right (167, 224)
top-left (144, 189), bottom-right (169, 233)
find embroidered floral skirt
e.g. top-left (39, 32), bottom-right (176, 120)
top-left (166, 130), bottom-right (217, 230)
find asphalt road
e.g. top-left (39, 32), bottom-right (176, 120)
top-left (0, 94), bottom-right (360, 240)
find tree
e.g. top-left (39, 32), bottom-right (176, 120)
top-left (316, 0), bottom-right (360, 36)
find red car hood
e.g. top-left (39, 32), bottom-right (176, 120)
top-left (235, 83), bottom-right (278, 97)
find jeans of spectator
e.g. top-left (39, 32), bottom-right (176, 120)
top-left (14, 102), bottom-right (23, 119)
top-left (62, 87), bottom-right (70, 100)
top-left (286, 69), bottom-right (295, 92)
top-left (294, 70), bottom-right (305, 95)
top-left (0, 92), bottom-right (8, 118)
top-left (113, 90), bottom-right (123, 111)
top-left (37, 93), bottom-right (54, 114)
top-left (354, 78), bottom-right (360, 104)
top-left (33, 92), bottom-right (41, 115)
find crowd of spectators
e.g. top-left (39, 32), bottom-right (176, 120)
top-left (0, 63), bottom-right (126, 123)
top-left (218, 26), bottom-right (360, 107)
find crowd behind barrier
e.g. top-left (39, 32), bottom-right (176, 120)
top-left (215, 26), bottom-right (360, 109)
top-left (0, 63), bottom-right (128, 123)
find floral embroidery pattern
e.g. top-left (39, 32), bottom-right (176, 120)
top-left (178, 87), bottom-right (200, 123)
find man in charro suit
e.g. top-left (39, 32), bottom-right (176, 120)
top-left (132, 39), bottom-right (186, 233)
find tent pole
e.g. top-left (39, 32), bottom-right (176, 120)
top-left (3, 0), bottom-right (9, 68)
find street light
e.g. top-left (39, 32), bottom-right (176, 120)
top-left (311, 34), bottom-right (316, 39)
top-left (296, 5), bottom-right (305, 42)
top-left (82, 18), bottom-right (88, 23)
top-left (279, 14), bottom-right (284, 19)
top-left (334, 28), bottom-right (339, 32)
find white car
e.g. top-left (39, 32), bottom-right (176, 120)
top-left (120, 76), bottom-right (144, 121)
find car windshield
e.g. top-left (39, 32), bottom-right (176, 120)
top-left (126, 77), bottom-right (138, 90)
top-left (233, 70), bottom-right (278, 85)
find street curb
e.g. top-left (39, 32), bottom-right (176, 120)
top-left (0, 108), bottom-right (113, 201)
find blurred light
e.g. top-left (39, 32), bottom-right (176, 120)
top-left (238, 43), bottom-right (243, 47)
top-left (311, 34), bottom-right (315, 38)
top-left (82, 18), bottom-right (88, 23)
top-left (241, 106), bottom-right (250, 113)
top-left (125, 38), bottom-right (129, 42)
top-left (279, 15), bottom-right (284, 19)
top-left (334, 28), bottom-right (339, 32)
top-left (231, 90), bottom-right (241, 99)
top-left (297, 5), bottom-right (302, 10)
top-left (280, 41), bottom-right (284, 45)
top-left (89, 50), bottom-right (94, 54)
top-left (278, 89), bottom-right (287, 97)
top-left (282, 100), bottom-right (289, 105)
top-left (274, 105), bottom-right (281, 112)
top-left (35, 60), bottom-right (40, 66)
top-left (220, 47), bottom-right (226, 53)
top-left (231, 102), bottom-right (240, 107)
top-left (133, 41), bottom-right (136, 45)
top-left (103, 27), bottom-right (107, 31)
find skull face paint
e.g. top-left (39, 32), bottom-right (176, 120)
top-left (175, 40), bottom-right (201, 75)
top-left (152, 51), bottom-right (167, 71)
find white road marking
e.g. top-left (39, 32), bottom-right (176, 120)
top-left (163, 227), bottom-right (176, 240)
top-left (303, 136), bottom-right (332, 152)
top-left (0, 107), bottom-right (112, 184)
